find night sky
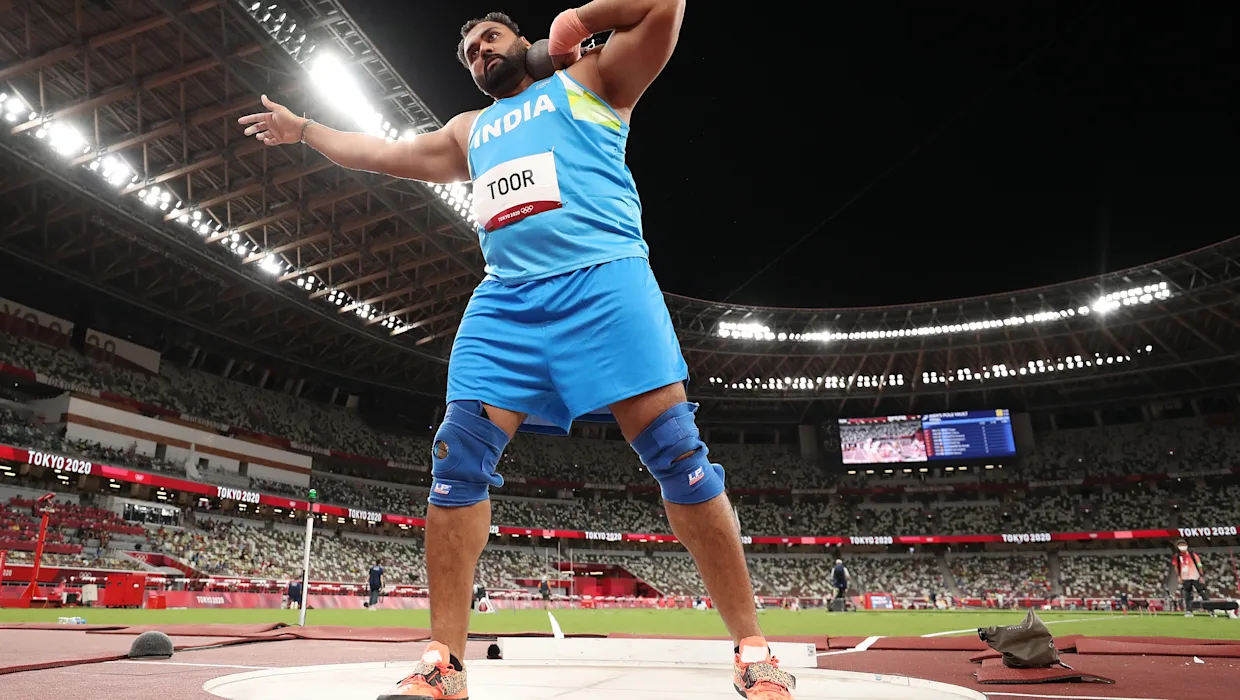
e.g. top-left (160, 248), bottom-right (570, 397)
top-left (341, 0), bottom-right (1238, 308)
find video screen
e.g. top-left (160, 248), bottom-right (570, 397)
top-left (839, 410), bottom-right (1015, 465)
top-left (839, 417), bottom-right (927, 464)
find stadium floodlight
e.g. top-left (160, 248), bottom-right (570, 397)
top-left (713, 282), bottom-right (1170, 345)
top-left (715, 346), bottom-right (1150, 393)
top-left (259, 254), bottom-right (281, 274)
top-left (308, 53), bottom-right (384, 137)
top-left (717, 321), bottom-right (775, 341)
top-left (96, 155), bottom-right (133, 186)
top-left (1092, 298), bottom-right (1119, 314)
top-left (45, 122), bottom-right (89, 157)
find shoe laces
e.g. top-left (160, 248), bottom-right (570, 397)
top-left (741, 656), bottom-right (796, 697)
top-left (397, 661), bottom-right (446, 690)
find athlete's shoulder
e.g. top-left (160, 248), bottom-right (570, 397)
top-left (448, 110), bottom-right (483, 134)
top-left (563, 50), bottom-right (606, 97)
top-left (444, 109), bottom-right (484, 150)
top-left (562, 51), bottom-right (632, 123)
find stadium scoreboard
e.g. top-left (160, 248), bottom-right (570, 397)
top-left (839, 409), bottom-right (1016, 464)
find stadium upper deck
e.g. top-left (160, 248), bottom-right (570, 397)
top-left (671, 237), bottom-right (1240, 421)
top-left (1, 1), bottom-right (1238, 424)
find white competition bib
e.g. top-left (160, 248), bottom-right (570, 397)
top-left (473, 151), bottom-right (563, 231)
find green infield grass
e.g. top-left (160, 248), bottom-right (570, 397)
top-left (2, 607), bottom-right (1237, 639)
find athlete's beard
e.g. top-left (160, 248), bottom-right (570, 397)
top-left (477, 44), bottom-right (528, 97)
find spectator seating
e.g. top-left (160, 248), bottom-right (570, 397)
top-left (948, 553), bottom-right (1051, 600)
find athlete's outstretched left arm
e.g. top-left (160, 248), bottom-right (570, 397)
top-left (559, 0), bottom-right (687, 111)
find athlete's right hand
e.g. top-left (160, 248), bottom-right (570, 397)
top-left (238, 94), bottom-right (307, 146)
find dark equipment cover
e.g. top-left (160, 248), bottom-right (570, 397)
top-left (978, 611), bottom-right (1069, 669)
top-left (128, 630), bottom-right (175, 659)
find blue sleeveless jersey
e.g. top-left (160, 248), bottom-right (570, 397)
top-left (466, 70), bottom-right (648, 283)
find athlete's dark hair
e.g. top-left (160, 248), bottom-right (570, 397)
top-left (457, 12), bottom-right (521, 67)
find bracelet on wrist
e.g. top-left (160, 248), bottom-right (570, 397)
top-left (299, 119), bottom-right (316, 143)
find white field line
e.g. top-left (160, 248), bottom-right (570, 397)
top-left (111, 660), bottom-right (273, 670)
top-left (922, 616), bottom-right (1123, 638)
top-left (816, 635), bottom-right (883, 657)
top-left (547, 611), bottom-right (565, 639)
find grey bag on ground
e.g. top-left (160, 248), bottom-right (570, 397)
top-left (977, 610), bottom-right (1070, 669)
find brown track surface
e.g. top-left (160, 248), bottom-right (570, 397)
top-left (0, 624), bottom-right (1235, 699)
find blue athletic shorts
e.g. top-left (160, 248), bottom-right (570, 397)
top-left (446, 256), bottom-right (688, 435)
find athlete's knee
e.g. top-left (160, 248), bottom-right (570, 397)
top-left (631, 402), bottom-right (725, 505)
top-left (429, 400), bottom-right (511, 507)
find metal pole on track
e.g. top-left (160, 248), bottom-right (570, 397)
top-left (298, 510), bottom-right (314, 626)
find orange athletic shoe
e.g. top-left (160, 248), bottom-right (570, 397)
top-left (733, 636), bottom-right (796, 699)
top-left (376, 641), bottom-right (469, 700)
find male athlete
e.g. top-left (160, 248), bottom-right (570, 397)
top-left (239, 2), bottom-right (794, 698)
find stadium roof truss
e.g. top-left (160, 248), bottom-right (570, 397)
top-left (1, 0), bottom-right (1238, 421)
top-left (0, 0), bottom-right (482, 392)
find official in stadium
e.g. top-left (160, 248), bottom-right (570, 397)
top-left (472, 582), bottom-right (489, 612)
top-left (239, 2), bottom-right (795, 699)
top-left (364, 560), bottom-right (384, 610)
top-left (287, 574), bottom-right (304, 610)
top-left (831, 559), bottom-right (850, 610)
top-left (539, 578), bottom-right (552, 608)
top-left (1174, 539), bottom-right (1208, 616)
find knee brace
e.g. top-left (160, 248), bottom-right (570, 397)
top-left (631, 402), bottom-right (725, 505)
top-left (429, 400), bottom-right (510, 507)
